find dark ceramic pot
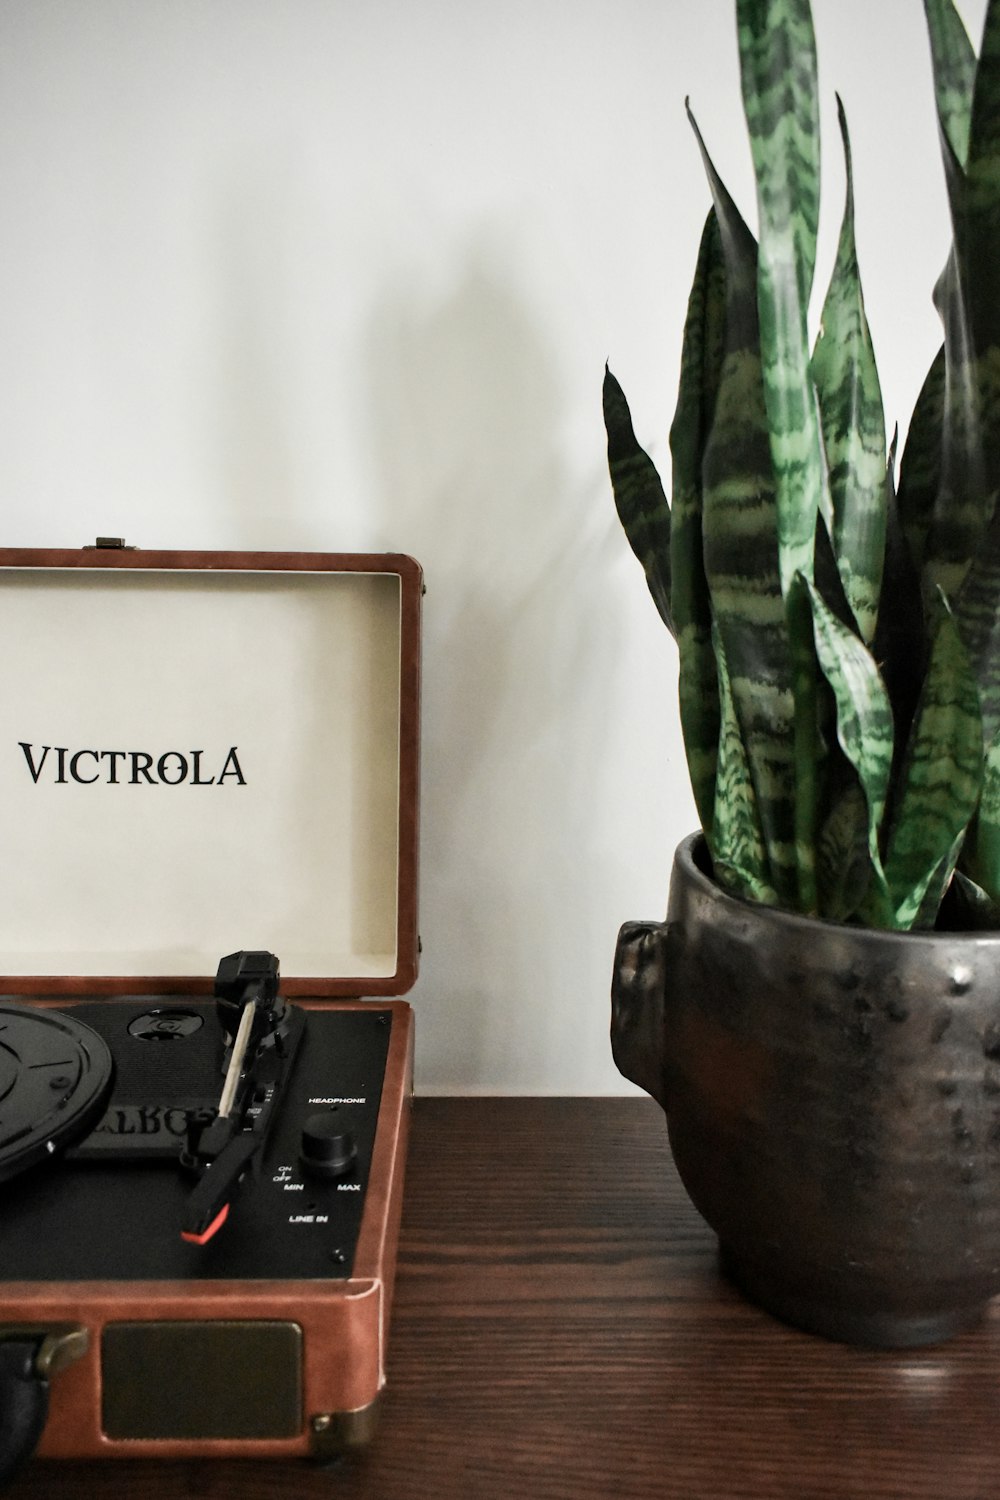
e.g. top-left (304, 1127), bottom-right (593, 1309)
top-left (611, 832), bottom-right (1000, 1348)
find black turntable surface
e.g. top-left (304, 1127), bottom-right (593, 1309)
top-left (0, 1006), bottom-right (113, 1182)
top-left (0, 1000), bottom-right (391, 1281)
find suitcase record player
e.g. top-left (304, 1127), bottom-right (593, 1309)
top-left (0, 545), bottom-right (421, 1479)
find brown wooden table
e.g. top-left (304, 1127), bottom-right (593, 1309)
top-left (8, 1097), bottom-right (1000, 1499)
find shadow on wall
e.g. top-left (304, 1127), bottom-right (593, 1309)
top-left (202, 172), bottom-right (636, 1086)
top-left (361, 241), bottom-right (629, 1090)
top-left (209, 158), bottom-right (302, 546)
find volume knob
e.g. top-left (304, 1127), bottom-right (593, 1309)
top-left (300, 1113), bottom-right (357, 1179)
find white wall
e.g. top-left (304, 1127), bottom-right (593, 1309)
top-left (0, 0), bottom-right (987, 1092)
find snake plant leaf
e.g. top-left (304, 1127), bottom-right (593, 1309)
top-left (737, 0), bottom-right (829, 596)
top-left (895, 343), bottom-right (946, 576)
top-left (811, 515), bottom-right (867, 919)
top-left (924, 239), bottom-right (990, 608)
top-left (687, 105), bottom-right (798, 906)
top-left (920, 7), bottom-right (989, 603)
top-left (786, 570), bottom-right (823, 913)
top-left (875, 430), bottom-right (928, 777)
top-left (810, 96), bottom-right (887, 645)
top-left (711, 622), bottom-right (778, 905)
top-left (916, 0), bottom-right (1000, 745)
top-left (812, 507), bottom-right (858, 631)
top-left (968, 0), bottom-right (1000, 187)
top-left (805, 579), bottom-right (894, 889)
top-left (735, 0), bottom-right (832, 908)
top-left (816, 777), bottom-right (874, 923)
top-left (959, 724), bottom-right (1000, 900)
top-left (669, 209), bottom-right (728, 838)
top-left (602, 367), bottom-right (674, 637)
top-left (879, 591), bottom-right (983, 928)
top-left (948, 868), bottom-right (1000, 927)
top-left (923, 0), bottom-right (977, 168)
top-left (909, 831), bottom-right (969, 928)
top-left (948, 0), bottom-right (1000, 749)
top-left (686, 106), bottom-right (760, 350)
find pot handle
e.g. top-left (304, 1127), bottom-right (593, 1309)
top-left (610, 920), bottom-right (670, 1111)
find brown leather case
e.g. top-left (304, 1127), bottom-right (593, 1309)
top-left (0, 546), bottom-right (422, 1460)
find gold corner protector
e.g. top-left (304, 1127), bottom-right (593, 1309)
top-left (309, 1394), bottom-right (381, 1459)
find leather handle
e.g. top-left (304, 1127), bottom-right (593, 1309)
top-left (610, 920), bottom-right (670, 1110)
top-left (0, 1338), bottom-right (50, 1487)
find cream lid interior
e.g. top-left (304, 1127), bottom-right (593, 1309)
top-left (0, 565), bottom-right (404, 985)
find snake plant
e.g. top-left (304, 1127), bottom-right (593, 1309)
top-left (605, 0), bottom-right (1000, 930)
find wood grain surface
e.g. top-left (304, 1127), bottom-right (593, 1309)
top-left (9, 1097), bottom-right (1000, 1500)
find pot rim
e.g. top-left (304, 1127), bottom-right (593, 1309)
top-left (677, 830), bottom-right (1000, 951)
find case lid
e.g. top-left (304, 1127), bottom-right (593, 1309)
top-left (0, 547), bottom-right (421, 999)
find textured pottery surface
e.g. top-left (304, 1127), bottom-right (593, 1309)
top-left (612, 833), bottom-right (1000, 1347)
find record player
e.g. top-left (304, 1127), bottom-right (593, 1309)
top-left (0, 544), bottom-right (421, 1479)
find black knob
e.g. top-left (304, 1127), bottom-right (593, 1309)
top-left (300, 1114), bottom-right (357, 1179)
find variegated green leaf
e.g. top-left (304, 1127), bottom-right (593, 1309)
top-left (920, 5), bottom-right (990, 603)
top-left (737, 0), bottom-right (830, 595)
top-left (948, 868), bottom-right (1000, 927)
top-left (669, 209), bottom-right (728, 838)
top-left (909, 831), bottom-right (968, 928)
top-left (810, 96), bottom-right (887, 644)
top-left (787, 570), bottom-right (826, 912)
top-left (603, 367), bottom-right (674, 636)
top-left (816, 778), bottom-right (873, 923)
top-left (969, 0), bottom-right (1000, 188)
top-left (924, 242), bottom-right (989, 607)
top-left (735, 0), bottom-right (832, 911)
top-left (711, 623), bottom-right (778, 904)
top-left (895, 343), bottom-right (945, 576)
top-left (688, 106), bottom-right (798, 906)
top-left (923, 0), bottom-right (977, 167)
top-left (950, 0), bottom-right (1000, 748)
top-left (880, 592), bottom-right (983, 927)
top-left (875, 429), bottom-right (928, 780)
top-left (917, 1), bottom-right (1000, 751)
top-left (806, 579), bottom-right (894, 888)
top-left (959, 724), bottom-right (1000, 899)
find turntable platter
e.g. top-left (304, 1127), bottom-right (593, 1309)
top-left (0, 1005), bottom-right (113, 1184)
